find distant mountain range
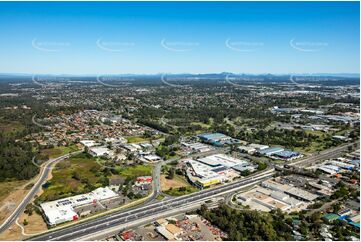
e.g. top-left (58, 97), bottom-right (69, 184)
top-left (0, 72), bottom-right (359, 79)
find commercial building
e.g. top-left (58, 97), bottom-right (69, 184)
top-left (238, 145), bottom-right (257, 154)
top-left (40, 187), bottom-right (119, 226)
top-left (232, 163), bottom-right (257, 173)
top-left (317, 166), bottom-right (338, 175)
top-left (261, 179), bottom-right (318, 202)
top-left (136, 176), bottom-right (153, 184)
top-left (237, 186), bottom-right (304, 212)
top-left (258, 147), bottom-right (284, 156)
top-left (80, 140), bottom-right (97, 147)
top-left (186, 159), bottom-right (224, 188)
top-left (197, 154), bottom-right (249, 168)
top-left (186, 154), bottom-right (255, 188)
top-left (198, 133), bottom-right (241, 146)
top-left (104, 137), bottom-right (127, 144)
top-left (332, 135), bottom-right (351, 141)
top-left (88, 147), bottom-right (114, 157)
top-left (327, 160), bottom-right (355, 170)
top-left (181, 142), bottom-right (213, 153)
top-left (154, 215), bottom-right (226, 241)
top-left (249, 143), bottom-right (270, 150)
top-left (143, 154), bottom-right (161, 162)
top-left (310, 114), bottom-right (359, 125)
top-left (187, 160), bottom-right (222, 180)
top-left (121, 144), bottom-right (139, 152)
top-left (271, 150), bottom-right (302, 161)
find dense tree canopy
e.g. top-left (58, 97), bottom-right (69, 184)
top-left (198, 204), bottom-right (293, 241)
top-left (0, 134), bottom-right (38, 181)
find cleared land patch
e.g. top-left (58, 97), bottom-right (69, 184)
top-left (37, 145), bottom-right (79, 160)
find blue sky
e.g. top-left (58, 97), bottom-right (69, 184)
top-left (0, 1), bottom-right (359, 75)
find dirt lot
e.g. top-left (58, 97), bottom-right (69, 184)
top-left (0, 156), bottom-right (57, 239)
top-left (0, 181), bottom-right (29, 225)
top-left (0, 220), bottom-right (25, 241)
top-left (20, 212), bottom-right (48, 234)
top-left (0, 211), bottom-right (47, 241)
top-left (160, 174), bottom-right (190, 191)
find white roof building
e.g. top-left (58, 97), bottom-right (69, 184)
top-left (80, 140), bottom-right (97, 147)
top-left (262, 180), bottom-right (318, 202)
top-left (40, 204), bottom-right (78, 226)
top-left (197, 154), bottom-right (248, 168)
top-left (40, 187), bottom-right (118, 226)
top-left (105, 137), bottom-right (127, 144)
top-left (328, 160), bottom-right (355, 170)
top-left (144, 154), bottom-right (161, 162)
top-left (181, 142), bottom-right (212, 153)
top-left (238, 145), bottom-right (257, 154)
top-left (89, 147), bottom-right (114, 157)
top-left (187, 159), bottom-right (220, 179)
top-left (318, 166), bottom-right (337, 175)
top-left (249, 144), bottom-right (270, 150)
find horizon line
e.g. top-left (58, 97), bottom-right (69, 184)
top-left (0, 72), bottom-right (360, 77)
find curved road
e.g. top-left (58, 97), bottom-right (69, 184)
top-left (0, 150), bottom-right (83, 234)
top-left (29, 169), bottom-right (275, 241)
top-left (21, 141), bottom-right (359, 240)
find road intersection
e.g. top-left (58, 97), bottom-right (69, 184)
top-left (0, 142), bottom-right (356, 240)
top-left (0, 150), bottom-right (83, 234)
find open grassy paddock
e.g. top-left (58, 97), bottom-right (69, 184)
top-left (37, 153), bottom-right (105, 202)
top-left (38, 144), bottom-right (79, 160)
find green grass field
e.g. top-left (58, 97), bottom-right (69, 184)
top-left (162, 174), bottom-right (199, 196)
top-left (37, 151), bottom-right (153, 202)
top-left (38, 145), bottom-right (79, 160)
top-left (37, 153), bottom-right (105, 202)
top-left (163, 185), bottom-right (199, 196)
top-left (115, 164), bottom-right (153, 179)
top-left (126, 136), bottom-right (147, 143)
top-left (0, 121), bottom-right (25, 135)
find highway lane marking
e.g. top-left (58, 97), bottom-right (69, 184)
top-left (31, 144), bottom-right (356, 240)
top-left (41, 175), bottom-right (275, 240)
top-left (29, 165), bottom-right (315, 240)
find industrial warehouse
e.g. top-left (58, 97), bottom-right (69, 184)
top-left (235, 177), bottom-right (320, 212)
top-left (316, 158), bottom-right (357, 175)
top-left (238, 143), bottom-right (302, 161)
top-left (197, 133), bottom-right (242, 146)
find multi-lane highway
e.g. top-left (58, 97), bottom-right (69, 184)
top-left (0, 150), bottom-right (83, 234)
top-left (29, 169), bottom-right (275, 241)
top-left (289, 142), bottom-right (358, 167)
top-left (25, 141), bottom-right (358, 241)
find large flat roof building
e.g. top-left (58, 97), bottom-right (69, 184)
top-left (197, 154), bottom-right (248, 168)
top-left (262, 179), bottom-right (318, 202)
top-left (259, 147), bottom-right (285, 156)
top-left (41, 187), bottom-right (119, 226)
top-left (198, 133), bottom-right (240, 146)
top-left (88, 147), bottom-right (114, 157)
